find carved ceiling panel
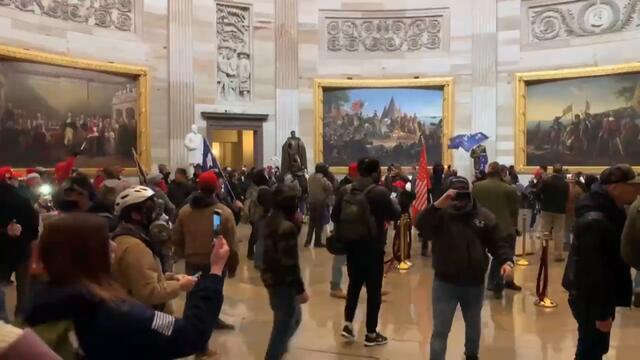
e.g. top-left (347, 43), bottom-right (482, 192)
top-left (320, 8), bottom-right (450, 58)
top-left (0, 0), bottom-right (135, 32)
top-left (524, 0), bottom-right (640, 42)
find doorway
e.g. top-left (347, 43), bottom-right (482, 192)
top-left (202, 111), bottom-right (267, 170)
top-left (209, 129), bottom-right (255, 169)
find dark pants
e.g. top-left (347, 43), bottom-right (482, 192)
top-left (569, 297), bottom-right (611, 360)
top-left (305, 203), bottom-right (325, 246)
top-left (265, 287), bottom-right (302, 360)
top-left (430, 279), bottom-right (484, 360)
top-left (344, 248), bottom-right (384, 334)
top-left (248, 221), bottom-right (258, 259)
top-left (0, 286), bottom-right (7, 322)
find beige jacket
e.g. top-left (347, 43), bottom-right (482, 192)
top-left (111, 233), bottom-right (181, 310)
top-left (172, 193), bottom-right (237, 266)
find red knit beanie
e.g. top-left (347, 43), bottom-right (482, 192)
top-left (198, 170), bottom-right (218, 191)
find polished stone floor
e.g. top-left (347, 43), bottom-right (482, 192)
top-left (4, 225), bottom-right (640, 359)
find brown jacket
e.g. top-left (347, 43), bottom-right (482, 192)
top-left (566, 180), bottom-right (584, 221)
top-left (173, 192), bottom-right (237, 266)
top-left (111, 225), bottom-right (181, 309)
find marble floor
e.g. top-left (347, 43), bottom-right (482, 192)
top-left (4, 224), bottom-right (640, 359)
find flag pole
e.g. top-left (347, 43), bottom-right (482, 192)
top-left (206, 144), bottom-right (237, 202)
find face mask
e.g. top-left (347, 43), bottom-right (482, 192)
top-left (56, 199), bottom-right (81, 212)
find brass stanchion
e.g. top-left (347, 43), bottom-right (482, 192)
top-left (534, 231), bottom-right (557, 308)
top-left (397, 214), bottom-right (412, 272)
top-left (516, 211), bottom-right (530, 266)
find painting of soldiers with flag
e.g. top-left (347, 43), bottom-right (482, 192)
top-left (314, 78), bottom-right (453, 172)
top-left (516, 64), bottom-right (640, 172)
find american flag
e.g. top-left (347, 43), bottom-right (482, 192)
top-left (412, 142), bottom-right (431, 217)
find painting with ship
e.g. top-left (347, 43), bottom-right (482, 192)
top-left (320, 87), bottom-right (444, 167)
top-left (524, 72), bottom-right (640, 169)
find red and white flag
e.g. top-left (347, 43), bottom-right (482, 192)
top-left (412, 142), bottom-right (431, 218)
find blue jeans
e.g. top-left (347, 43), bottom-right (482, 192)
top-left (430, 279), bottom-right (484, 360)
top-left (330, 255), bottom-right (346, 291)
top-left (634, 271), bottom-right (640, 293)
top-left (266, 287), bottom-right (302, 360)
top-left (0, 287), bottom-right (7, 322)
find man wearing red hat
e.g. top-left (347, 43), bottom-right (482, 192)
top-left (0, 166), bottom-right (39, 319)
top-left (173, 170), bottom-right (239, 349)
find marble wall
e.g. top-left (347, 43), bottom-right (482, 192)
top-left (2, 0), bottom-right (640, 173)
top-left (0, 0), bottom-right (170, 166)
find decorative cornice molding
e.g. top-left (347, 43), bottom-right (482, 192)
top-left (319, 8), bottom-right (450, 58)
top-left (201, 111), bottom-right (268, 122)
top-left (0, 0), bottom-right (135, 32)
top-left (523, 0), bottom-right (640, 43)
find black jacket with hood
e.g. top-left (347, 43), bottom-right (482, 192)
top-left (562, 184), bottom-right (632, 320)
top-left (416, 200), bottom-right (514, 285)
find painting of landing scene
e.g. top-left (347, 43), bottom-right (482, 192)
top-left (0, 60), bottom-right (139, 169)
top-left (525, 73), bottom-right (640, 168)
top-left (322, 87), bottom-right (444, 167)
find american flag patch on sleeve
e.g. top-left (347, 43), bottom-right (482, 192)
top-left (151, 311), bottom-right (175, 336)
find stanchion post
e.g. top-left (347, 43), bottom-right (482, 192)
top-left (534, 231), bottom-right (558, 308)
top-left (516, 211), bottom-right (530, 266)
top-left (398, 214), bottom-right (412, 271)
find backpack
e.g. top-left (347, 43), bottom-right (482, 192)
top-left (336, 184), bottom-right (377, 243)
top-left (621, 196), bottom-right (640, 270)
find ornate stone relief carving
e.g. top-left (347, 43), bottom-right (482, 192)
top-left (0, 0), bottom-right (134, 32)
top-left (216, 2), bottom-right (252, 102)
top-left (525, 0), bottom-right (640, 42)
top-left (320, 9), bottom-right (449, 56)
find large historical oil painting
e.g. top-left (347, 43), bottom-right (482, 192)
top-left (0, 46), bottom-right (149, 172)
top-left (315, 79), bottom-right (452, 170)
top-left (516, 64), bottom-right (640, 172)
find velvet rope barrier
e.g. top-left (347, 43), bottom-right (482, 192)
top-left (534, 232), bottom-right (558, 308)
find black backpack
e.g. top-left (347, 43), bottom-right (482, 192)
top-left (336, 184), bottom-right (377, 243)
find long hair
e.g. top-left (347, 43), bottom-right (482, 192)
top-left (39, 213), bottom-right (128, 302)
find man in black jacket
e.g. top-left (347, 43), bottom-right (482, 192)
top-left (416, 176), bottom-right (514, 360)
top-left (538, 163), bottom-right (569, 261)
top-left (0, 167), bottom-right (39, 319)
top-left (563, 164), bottom-right (640, 360)
top-left (168, 168), bottom-right (196, 210)
top-left (261, 184), bottom-right (308, 360)
top-left (332, 157), bottom-right (401, 347)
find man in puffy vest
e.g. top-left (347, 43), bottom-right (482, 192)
top-left (563, 164), bottom-right (640, 359)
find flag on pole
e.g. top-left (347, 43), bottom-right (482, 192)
top-left (585, 100), bottom-right (590, 113)
top-left (131, 148), bottom-right (147, 185)
top-left (561, 104), bottom-right (573, 117)
top-left (412, 142), bottom-right (431, 218)
top-left (201, 137), bottom-right (236, 201)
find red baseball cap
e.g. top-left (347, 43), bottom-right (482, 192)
top-left (348, 163), bottom-right (358, 178)
top-left (0, 166), bottom-right (13, 181)
top-left (198, 170), bottom-right (219, 191)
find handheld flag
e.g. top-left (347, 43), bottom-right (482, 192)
top-left (412, 142), bottom-right (431, 218)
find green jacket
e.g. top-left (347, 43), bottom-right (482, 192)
top-left (472, 178), bottom-right (519, 237)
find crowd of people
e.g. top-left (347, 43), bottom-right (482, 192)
top-left (1, 152), bottom-right (640, 360)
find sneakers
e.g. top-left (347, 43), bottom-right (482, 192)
top-left (330, 289), bottom-right (347, 299)
top-left (341, 325), bottom-right (355, 341)
top-left (364, 332), bottom-right (388, 347)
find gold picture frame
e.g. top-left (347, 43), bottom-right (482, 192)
top-left (314, 78), bottom-right (454, 174)
top-left (0, 45), bottom-right (150, 176)
top-left (515, 63), bottom-right (640, 174)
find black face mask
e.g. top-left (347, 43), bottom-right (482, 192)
top-left (56, 199), bottom-right (81, 212)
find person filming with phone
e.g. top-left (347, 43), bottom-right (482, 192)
top-left (415, 176), bottom-right (514, 360)
top-left (172, 169), bottom-right (239, 357)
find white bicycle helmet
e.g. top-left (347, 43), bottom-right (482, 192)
top-left (114, 186), bottom-right (155, 215)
